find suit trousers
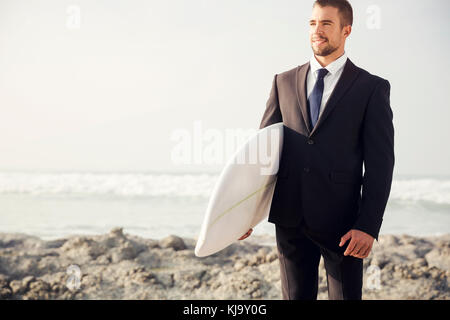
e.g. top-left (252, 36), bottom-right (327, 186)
top-left (275, 222), bottom-right (363, 300)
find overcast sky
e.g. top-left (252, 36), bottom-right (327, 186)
top-left (0, 0), bottom-right (449, 176)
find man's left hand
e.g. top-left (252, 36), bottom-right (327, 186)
top-left (339, 229), bottom-right (374, 259)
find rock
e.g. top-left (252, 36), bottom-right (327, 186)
top-left (0, 231), bottom-right (448, 299)
top-left (135, 251), bottom-right (161, 269)
top-left (157, 273), bottom-right (174, 288)
top-left (0, 278), bottom-right (12, 299)
top-left (248, 255), bottom-right (262, 266)
top-left (0, 286), bottom-right (12, 299)
top-left (29, 279), bottom-right (51, 292)
top-left (124, 267), bottom-right (159, 285)
top-left (43, 239), bottom-right (67, 249)
top-left (265, 251), bottom-right (278, 263)
top-left (370, 253), bottom-right (391, 269)
top-left (9, 280), bottom-right (25, 295)
top-left (378, 234), bottom-right (399, 246)
top-left (22, 279), bottom-right (52, 300)
top-left (110, 241), bottom-right (138, 263)
top-left (110, 227), bottom-right (125, 238)
top-left (425, 247), bottom-right (450, 271)
top-left (22, 275), bottom-right (36, 288)
top-left (234, 261), bottom-right (246, 271)
top-left (173, 269), bottom-right (206, 290)
top-left (60, 237), bottom-right (106, 261)
top-left (159, 235), bottom-right (186, 251)
top-left (412, 258), bottom-right (428, 268)
top-left (102, 227), bottom-right (129, 249)
top-left (94, 255), bottom-right (111, 265)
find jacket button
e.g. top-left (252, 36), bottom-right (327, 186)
top-left (303, 167), bottom-right (310, 173)
top-left (307, 139), bottom-right (314, 145)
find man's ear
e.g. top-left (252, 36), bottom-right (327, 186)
top-left (343, 25), bottom-right (352, 38)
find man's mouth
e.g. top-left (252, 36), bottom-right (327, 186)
top-left (313, 39), bottom-right (327, 45)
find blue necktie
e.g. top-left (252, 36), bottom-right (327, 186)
top-left (308, 68), bottom-right (329, 129)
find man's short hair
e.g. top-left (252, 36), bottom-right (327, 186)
top-left (314, 0), bottom-right (353, 28)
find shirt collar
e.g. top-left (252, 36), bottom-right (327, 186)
top-left (309, 51), bottom-right (348, 77)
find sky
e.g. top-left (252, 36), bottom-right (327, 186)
top-left (0, 0), bottom-right (449, 176)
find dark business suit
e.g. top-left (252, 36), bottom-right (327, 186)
top-left (259, 58), bottom-right (394, 299)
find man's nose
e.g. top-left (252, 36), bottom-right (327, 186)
top-left (312, 24), bottom-right (324, 35)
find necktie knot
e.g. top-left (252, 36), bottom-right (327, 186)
top-left (317, 68), bottom-right (329, 80)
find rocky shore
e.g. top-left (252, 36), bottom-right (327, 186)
top-left (0, 228), bottom-right (448, 300)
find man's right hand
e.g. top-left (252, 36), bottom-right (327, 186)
top-left (238, 228), bottom-right (253, 240)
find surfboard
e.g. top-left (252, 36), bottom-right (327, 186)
top-left (195, 122), bottom-right (284, 257)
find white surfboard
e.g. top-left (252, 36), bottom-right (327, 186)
top-left (195, 122), bottom-right (284, 257)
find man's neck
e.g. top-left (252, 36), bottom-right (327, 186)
top-left (314, 49), bottom-right (345, 68)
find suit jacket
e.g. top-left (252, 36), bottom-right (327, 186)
top-left (259, 58), bottom-right (394, 242)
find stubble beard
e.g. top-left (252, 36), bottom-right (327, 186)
top-left (312, 41), bottom-right (339, 57)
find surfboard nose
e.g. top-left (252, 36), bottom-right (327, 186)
top-left (194, 244), bottom-right (201, 257)
top-left (194, 243), bottom-right (207, 257)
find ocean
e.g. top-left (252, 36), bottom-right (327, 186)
top-left (0, 171), bottom-right (449, 241)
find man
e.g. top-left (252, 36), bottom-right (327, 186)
top-left (239, 0), bottom-right (394, 300)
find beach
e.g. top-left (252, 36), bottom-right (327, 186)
top-left (0, 228), bottom-right (448, 300)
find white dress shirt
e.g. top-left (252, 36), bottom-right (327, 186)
top-left (307, 51), bottom-right (348, 120)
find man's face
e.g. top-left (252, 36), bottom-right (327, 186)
top-left (309, 5), bottom-right (349, 57)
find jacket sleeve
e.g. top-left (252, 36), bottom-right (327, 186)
top-left (259, 74), bottom-right (282, 129)
top-left (353, 79), bottom-right (395, 241)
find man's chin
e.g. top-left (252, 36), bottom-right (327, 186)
top-left (313, 50), bottom-right (326, 57)
top-left (312, 47), bottom-right (337, 57)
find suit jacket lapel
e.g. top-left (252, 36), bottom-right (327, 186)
top-left (296, 58), bottom-right (360, 138)
top-left (296, 62), bottom-right (312, 134)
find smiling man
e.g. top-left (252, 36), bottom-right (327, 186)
top-left (239, 0), bottom-right (395, 300)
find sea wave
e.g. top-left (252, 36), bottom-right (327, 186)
top-left (0, 172), bottom-right (449, 206)
top-left (0, 172), bottom-right (218, 198)
top-left (389, 178), bottom-right (450, 207)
